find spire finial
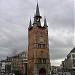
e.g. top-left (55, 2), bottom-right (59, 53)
top-left (36, 0), bottom-right (38, 5)
top-left (44, 16), bottom-right (47, 27)
top-left (37, 0), bottom-right (38, 3)
top-left (29, 18), bottom-right (32, 28)
top-left (36, 1), bottom-right (40, 16)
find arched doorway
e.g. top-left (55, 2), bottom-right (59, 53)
top-left (39, 68), bottom-right (46, 75)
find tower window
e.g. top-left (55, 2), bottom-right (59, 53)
top-left (38, 44), bottom-right (41, 48)
top-left (43, 59), bottom-right (46, 64)
top-left (34, 44), bottom-right (37, 48)
top-left (40, 32), bottom-right (43, 37)
top-left (38, 59), bottom-right (42, 63)
top-left (38, 44), bottom-right (46, 49)
top-left (41, 44), bottom-right (45, 48)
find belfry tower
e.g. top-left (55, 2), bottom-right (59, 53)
top-left (28, 3), bottom-right (50, 75)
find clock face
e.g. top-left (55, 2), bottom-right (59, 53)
top-left (37, 18), bottom-right (40, 21)
top-left (39, 37), bottom-right (44, 42)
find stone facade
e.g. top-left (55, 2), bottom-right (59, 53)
top-left (28, 3), bottom-right (50, 75)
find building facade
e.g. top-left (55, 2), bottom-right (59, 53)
top-left (28, 3), bottom-right (50, 75)
top-left (5, 57), bottom-right (11, 73)
top-left (67, 47), bottom-right (75, 70)
top-left (11, 55), bottom-right (21, 72)
top-left (18, 51), bottom-right (27, 75)
top-left (61, 47), bottom-right (75, 74)
top-left (11, 51), bottom-right (27, 74)
top-left (0, 60), bottom-right (6, 73)
top-left (51, 66), bottom-right (61, 74)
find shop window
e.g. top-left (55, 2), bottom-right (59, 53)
top-left (72, 54), bottom-right (75, 58)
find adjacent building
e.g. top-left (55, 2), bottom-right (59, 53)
top-left (5, 56), bottom-right (12, 73)
top-left (51, 66), bottom-right (61, 74)
top-left (11, 54), bottom-right (21, 72)
top-left (67, 47), bottom-right (75, 70)
top-left (11, 51), bottom-right (27, 74)
top-left (61, 47), bottom-right (75, 74)
top-left (18, 51), bottom-right (27, 74)
top-left (0, 51), bottom-right (27, 74)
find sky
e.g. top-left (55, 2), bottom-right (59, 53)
top-left (0, 0), bottom-right (74, 66)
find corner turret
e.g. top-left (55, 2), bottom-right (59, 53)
top-left (29, 18), bottom-right (32, 29)
top-left (44, 17), bottom-right (47, 27)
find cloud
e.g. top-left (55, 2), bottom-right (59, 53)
top-left (0, 47), bottom-right (12, 59)
top-left (0, 0), bottom-right (74, 65)
top-left (51, 58), bottom-right (65, 66)
top-left (49, 25), bottom-right (74, 60)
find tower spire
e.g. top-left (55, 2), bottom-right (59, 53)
top-left (33, 2), bottom-right (42, 26)
top-left (29, 18), bottom-right (32, 28)
top-left (44, 17), bottom-right (47, 27)
top-left (35, 2), bottom-right (42, 18)
top-left (36, 2), bottom-right (40, 16)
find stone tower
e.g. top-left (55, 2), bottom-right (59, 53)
top-left (28, 3), bottom-right (50, 75)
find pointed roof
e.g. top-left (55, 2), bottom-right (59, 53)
top-left (36, 2), bottom-right (40, 16)
top-left (44, 17), bottom-right (47, 27)
top-left (34, 2), bottom-right (42, 18)
top-left (29, 18), bottom-right (32, 28)
top-left (70, 47), bottom-right (75, 53)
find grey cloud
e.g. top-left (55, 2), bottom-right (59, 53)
top-left (0, 47), bottom-right (12, 59)
top-left (49, 28), bottom-right (74, 60)
top-left (40, 0), bottom-right (74, 28)
top-left (0, 0), bottom-right (74, 65)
